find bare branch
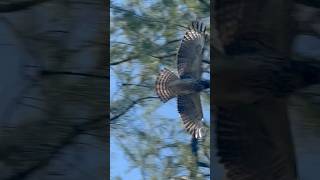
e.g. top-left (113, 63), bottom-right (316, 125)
top-left (164, 39), bottom-right (180, 45)
top-left (110, 5), bottom-right (188, 29)
top-left (112, 39), bottom-right (180, 49)
top-left (197, 161), bottom-right (209, 168)
top-left (111, 41), bottom-right (135, 46)
top-left (111, 96), bottom-right (159, 121)
top-left (40, 70), bottom-right (108, 79)
top-left (122, 83), bottom-right (153, 88)
top-left (111, 52), bottom-right (176, 66)
top-left (110, 56), bottom-right (139, 66)
top-left (149, 53), bottom-right (176, 59)
top-left (202, 60), bottom-right (210, 64)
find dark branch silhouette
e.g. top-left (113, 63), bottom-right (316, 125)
top-left (110, 5), bottom-right (188, 29)
top-left (122, 83), bottom-right (153, 88)
top-left (4, 113), bottom-right (106, 180)
top-left (0, 0), bottom-right (50, 13)
top-left (40, 70), bottom-right (108, 79)
top-left (110, 56), bottom-right (139, 66)
top-left (111, 96), bottom-right (159, 121)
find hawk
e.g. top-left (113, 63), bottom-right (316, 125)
top-left (155, 21), bottom-right (209, 139)
top-left (213, 0), bottom-right (320, 179)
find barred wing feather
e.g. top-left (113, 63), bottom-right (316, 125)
top-left (177, 21), bottom-right (206, 79)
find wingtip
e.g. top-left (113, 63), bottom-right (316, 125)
top-left (190, 20), bottom-right (206, 34)
top-left (183, 118), bottom-right (207, 139)
top-left (194, 125), bottom-right (207, 139)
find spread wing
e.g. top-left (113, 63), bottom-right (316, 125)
top-left (215, 100), bottom-right (297, 180)
top-left (177, 21), bottom-right (206, 79)
top-left (213, 0), bottom-right (298, 179)
top-left (177, 94), bottom-right (205, 138)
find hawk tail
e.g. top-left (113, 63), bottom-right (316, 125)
top-left (155, 68), bottom-right (179, 102)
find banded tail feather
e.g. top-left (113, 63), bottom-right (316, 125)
top-left (155, 68), bottom-right (179, 102)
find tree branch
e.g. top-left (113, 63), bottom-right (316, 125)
top-left (110, 96), bottom-right (159, 121)
top-left (0, 0), bottom-right (50, 13)
top-left (111, 52), bottom-right (176, 66)
top-left (40, 70), bottom-right (108, 79)
top-left (122, 83), bottom-right (152, 88)
top-left (198, 0), bottom-right (209, 8)
top-left (197, 161), bottom-right (209, 168)
top-left (5, 113), bottom-right (106, 180)
top-left (110, 5), bottom-right (188, 29)
top-left (202, 60), bottom-right (210, 64)
top-left (110, 56), bottom-right (139, 66)
top-left (149, 53), bottom-right (176, 59)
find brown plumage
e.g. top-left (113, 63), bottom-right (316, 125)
top-left (155, 21), bottom-right (209, 139)
top-left (213, 0), bottom-right (299, 179)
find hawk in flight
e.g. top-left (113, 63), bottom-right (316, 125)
top-left (213, 0), bottom-right (320, 179)
top-left (155, 21), bottom-right (209, 139)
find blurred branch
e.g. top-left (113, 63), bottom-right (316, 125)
top-left (1, 78), bottom-right (39, 122)
top-left (111, 56), bottom-right (139, 66)
top-left (198, 0), bottom-right (209, 8)
top-left (111, 5), bottom-right (188, 29)
top-left (197, 161), bottom-right (209, 168)
top-left (111, 52), bottom-right (176, 66)
top-left (18, 102), bottom-right (48, 112)
top-left (40, 70), bottom-right (108, 79)
top-left (112, 39), bottom-right (180, 49)
top-left (165, 39), bottom-right (181, 45)
top-left (202, 60), bottom-right (210, 64)
top-left (4, 113), bottom-right (106, 180)
top-left (0, 16), bottom-right (47, 78)
top-left (111, 96), bottom-right (159, 122)
top-left (122, 83), bottom-right (153, 88)
top-left (0, 0), bottom-right (50, 13)
top-left (149, 53), bottom-right (176, 59)
top-left (111, 41), bottom-right (134, 46)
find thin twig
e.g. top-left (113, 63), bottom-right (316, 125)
top-left (40, 70), bottom-right (108, 79)
top-left (110, 5), bottom-right (188, 29)
top-left (122, 83), bottom-right (152, 88)
top-left (110, 56), bottom-right (139, 66)
top-left (111, 96), bottom-right (159, 121)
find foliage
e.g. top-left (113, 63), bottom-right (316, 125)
top-left (110, 0), bottom-right (210, 179)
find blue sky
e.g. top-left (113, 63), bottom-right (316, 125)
top-left (110, 0), bottom-right (210, 179)
top-left (110, 1), bottom-right (136, 177)
top-left (110, 42), bottom-right (210, 179)
top-left (110, 68), bottom-right (210, 179)
top-left (110, 69), bottom-right (143, 179)
top-left (110, 1), bottom-right (320, 179)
